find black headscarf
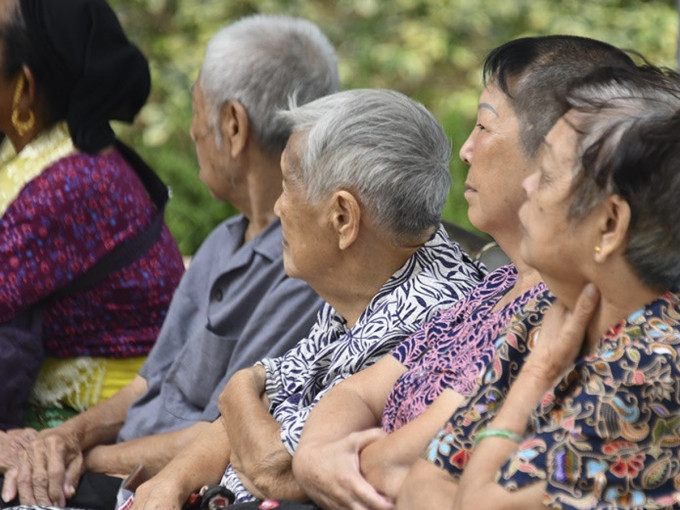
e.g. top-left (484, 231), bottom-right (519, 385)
top-left (19, 0), bottom-right (150, 153)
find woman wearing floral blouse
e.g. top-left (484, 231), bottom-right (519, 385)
top-left (398, 65), bottom-right (680, 509)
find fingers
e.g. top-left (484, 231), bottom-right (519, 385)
top-left (1, 466), bottom-right (18, 504)
top-left (63, 454), bottom-right (84, 500)
top-left (569, 283), bottom-right (600, 335)
top-left (15, 434), bottom-right (76, 506)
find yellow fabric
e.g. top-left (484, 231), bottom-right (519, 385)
top-left (0, 122), bottom-right (75, 217)
top-left (30, 356), bottom-right (146, 411)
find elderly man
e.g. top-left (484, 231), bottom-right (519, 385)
top-left (127, 89), bottom-right (486, 509)
top-left (0, 14), bottom-right (338, 509)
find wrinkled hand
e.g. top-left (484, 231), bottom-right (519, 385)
top-left (2, 427), bottom-right (83, 507)
top-left (129, 474), bottom-right (187, 510)
top-left (525, 283), bottom-right (600, 384)
top-left (0, 428), bottom-right (38, 473)
top-left (293, 428), bottom-right (394, 510)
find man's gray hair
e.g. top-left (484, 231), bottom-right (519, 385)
top-left (200, 14), bottom-right (339, 155)
top-left (279, 89), bottom-right (452, 243)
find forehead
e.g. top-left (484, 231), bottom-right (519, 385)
top-left (479, 83), bottom-right (515, 117)
top-left (282, 132), bottom-right (305, 175)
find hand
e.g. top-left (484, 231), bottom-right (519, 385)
top-left (0, 428), bottom-right (38, 473)
top-left (129, 474), bottom-right (187, 510)
top-left (293, 428), bottom-right (395, 510)
top-left (524, 283), bottom-right (600, 385)
top-left (3, 427), bottom-right (83, 506)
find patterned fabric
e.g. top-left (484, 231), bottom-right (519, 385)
top-left (0, 140), bottom-right (185, 357)
top-left (0, 123), bottom-right (74, 216)
top-left (222, 226), bottom-right (486, 502)
top-left (425, 291), bottom-right (680, 510)
top-left (382, 266), bottom-right (546, 433)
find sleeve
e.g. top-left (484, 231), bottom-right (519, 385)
top-left (258, 307), bottom-right (330, 411)
top-left (496, 340), bottom-right (680, 510)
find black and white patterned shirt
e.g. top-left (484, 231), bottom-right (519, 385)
top-left (221, 226), bottom-right (486, 502)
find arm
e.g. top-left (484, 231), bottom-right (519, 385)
top-left (131, 418), bottom-right (230, 510)
top-left (360, 388), bottom-right (464, 500)
top-left (219, 365), bottom-right (301, 500)
top-left (453, 284), bottom-right (599, 510)
top-left (3, 375), bottom-right (147, 507)
top-left (293, 355), bottom-right (406, 509)
top-left (84, 419), bottom-right (213, 477)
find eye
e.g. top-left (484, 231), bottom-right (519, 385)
top-left (475, 123), bottom-right (486, 132)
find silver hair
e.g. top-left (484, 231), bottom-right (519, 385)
top-left (564, 66), bottom-right (680, 289)
top-left (200, 14), bottom-right (339, 155)
top-left (279, 89), bottom-right (452, 243)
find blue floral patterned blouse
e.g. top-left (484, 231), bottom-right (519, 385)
top-left (425, 290), bottom-right (680, 509)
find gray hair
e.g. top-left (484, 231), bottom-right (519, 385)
top-left (563, 66), bottom-right (680, 289)
top-left (200, 14), bottom-right (339, 155)
top-left (278, 89), bottom-right (452, 243)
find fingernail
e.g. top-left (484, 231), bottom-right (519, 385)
top-left (66, 484), bottom-right (76, 498)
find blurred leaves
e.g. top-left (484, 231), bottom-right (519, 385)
top-left (109, 0), bottom-right (678, 254)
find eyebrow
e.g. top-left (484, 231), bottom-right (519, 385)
top-left (478, 103), bottom-right (499, 117)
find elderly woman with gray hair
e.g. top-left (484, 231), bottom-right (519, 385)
top-left (397, 65), bottom-right (680, 509)
top-left (104, 88), bottom-right (486, 510)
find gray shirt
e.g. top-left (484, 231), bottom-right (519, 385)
top-left (118, 215), bottom-right (322, 441)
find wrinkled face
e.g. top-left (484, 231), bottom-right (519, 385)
top-left (519, 115), bottom-right (595, 290)
top-left (274, 132), bottom-right (336, 288)
top-left (190, 79), bottom-right (241, 200)
top-left (459, 83), bottom-right (531, 238)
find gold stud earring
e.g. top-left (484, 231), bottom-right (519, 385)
top-left (594, 246), bottom-right (602, 254)
top-left (11, 74), bottom-right (35, 137)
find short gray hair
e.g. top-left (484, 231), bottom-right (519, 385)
top-left (200, 15), bottom-right (339, 155)
top-left (564, 66), bottom-right (680, 289)
top-left (279, 89), bottom-right (452, 243)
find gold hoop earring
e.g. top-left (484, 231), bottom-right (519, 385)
top-left (11, 74), bottom-right (35, 137)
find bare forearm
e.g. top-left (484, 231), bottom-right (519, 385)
top-left (156, 419), bottom-right (231, 499)
top-left (84, 420), bottom-right (213, 477)
top-left (220, 366), bottom-right (300, 497)
top-left (396, 458), bottom-right (457, 510)
top-left (55, 375), bottom-right (147, 450)
top-left (361, 389), bottom-right (464, 499)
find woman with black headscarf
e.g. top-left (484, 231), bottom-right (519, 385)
top-left (0, 0), bottom-right (184, 430)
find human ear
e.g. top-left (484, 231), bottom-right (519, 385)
top-left (595, 194), bottom-right (630, 263)
top-left (331, 190), bottom-right (361, 250)
top-left (220, 100), bottom-right (249, 158)
top-left (20, 65), bottom-right (38, 106)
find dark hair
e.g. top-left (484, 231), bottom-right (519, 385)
top-left (563, 65), bottom-right (680, 289)
top-left (482, 35), bottom-right (637, 158)
top-left (0, 0), bottom-right (150, 153)
top-left (0, 4), bottom-right (61, 118)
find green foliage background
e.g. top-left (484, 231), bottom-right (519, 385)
top-left (108, 0), bottom-right (678, 255)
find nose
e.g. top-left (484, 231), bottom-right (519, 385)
top-left (459, 131), bottom-right (474, 164)
top-left (522, 171), bottom-right (539, 198)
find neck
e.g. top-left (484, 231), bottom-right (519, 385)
top-left (240, 149), bottom-right (282, 244)
top-left (492, 233), bottom-right (542, 310)
top-left (321, 228), bottom-right (424, 328)
top-left (584, 275), bottom-right (663, 353)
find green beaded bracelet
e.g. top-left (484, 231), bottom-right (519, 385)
top-left (473, 428), bottom-right (524, 446)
